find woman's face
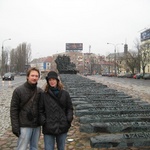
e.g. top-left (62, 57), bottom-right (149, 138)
top-left (48, 78), bottom-right (57, 87)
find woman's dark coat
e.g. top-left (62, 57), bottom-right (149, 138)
top-left (39, 89), bottom-right (73, 135)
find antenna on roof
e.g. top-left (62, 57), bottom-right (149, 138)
top-left (125, 38), bottom-right (127, 44)
top-left (89, 45), bottom-right (91, 53)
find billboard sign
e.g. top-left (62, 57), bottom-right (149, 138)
top-left (66, 43), bottom-right (83, 50)
top-left (141, 29), bottom-right (150, 41)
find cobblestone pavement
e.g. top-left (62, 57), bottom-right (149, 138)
top-left (0, 76), bottom-right (150, 150)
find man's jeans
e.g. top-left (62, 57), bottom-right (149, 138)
top-left (16, 127), bottom-right (41, 150)
top-left (44, 133), bottom-right (67, 150)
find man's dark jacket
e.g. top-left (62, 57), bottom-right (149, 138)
top-left (10, 81), bottom-right (43, 136)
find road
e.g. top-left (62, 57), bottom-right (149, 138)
top-left (0, 76), bottom-right (26, 90)
top-left (1, 74), bottom-right (149, 101)
top-left (84, 75), bottom-right (150, 103)
top-left (90, 75), bottom-right (150, 87)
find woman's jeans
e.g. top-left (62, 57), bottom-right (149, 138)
top-left (44, 133), bottom-right (67, 150)
top-left (16, 127), bottom-right (41, 150)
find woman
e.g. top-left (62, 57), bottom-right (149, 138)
top-left (39, 71), bottom-right (73, 150)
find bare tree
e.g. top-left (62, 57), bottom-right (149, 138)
top-left (125, 50), bottom-right (139, 74)
top-left (26, 43), bottom-right (31, 65)
top-left (134, 39), bottom-right (141, 73)
top-left (2, 50), bottom-right (9, 73)
top-left (9, 42), bottom-right (32, 73)
top-left (10, 49), bottom-right (16, 72)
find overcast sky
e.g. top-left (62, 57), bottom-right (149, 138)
top-left (0, 0), bottom-right (150, 59)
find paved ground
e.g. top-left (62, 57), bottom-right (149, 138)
top-left (86, 75), bottom-right (150, 103)
top-left (0, 75), bottom-right (150, 150)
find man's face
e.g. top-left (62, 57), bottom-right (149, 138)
top-left (27, 70), bottom-right (39, 84)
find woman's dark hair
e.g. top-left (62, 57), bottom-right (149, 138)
top-left (44, 79), bottom-right (64, 92)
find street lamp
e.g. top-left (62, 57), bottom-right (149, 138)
top-left (107, 42), bottom-right (123, 75)
top-left (1, 38), bottom-right (11, 76)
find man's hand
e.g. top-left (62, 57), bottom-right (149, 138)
top-left (13, 130), bottom-right (20, 137)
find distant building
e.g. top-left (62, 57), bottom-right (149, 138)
top-left (30, 56), bottom-right (53, 74)
top-left (49, 51), bottom-right (104, 74)
top-left (105, 44), bottom-right (133, 74)
top-left (140, 28), bottom-right (150, 73)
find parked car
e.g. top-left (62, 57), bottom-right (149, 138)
top-left (101, 72), bottom-right (109, 76)
top-left (108, 72), bottom-right (116, 77)
top-left (143, 73), bottom-right (150, 80)
top-left (83, 73), bottom-right (92, 76)
top-left (125, 73), bottom-right (134, 78)
top-left (2, 72), bottom-right (15, 80)
top-left (133, 73), bottom-right (143, 79)
top-left (19, 72), bottom-right (27, 76)
top-left (117, 72), bottom-right (126, 78)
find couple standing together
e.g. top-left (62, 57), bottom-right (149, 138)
top-left (10, 67), bottom-right (74, 150)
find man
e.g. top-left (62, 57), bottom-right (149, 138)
top-left (10, 67), bottom-right (43, 150)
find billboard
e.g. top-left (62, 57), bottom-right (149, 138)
top-left (66, 43), bottom-right (83, 51)
top-left (141, 29), bottom-right (150, 41)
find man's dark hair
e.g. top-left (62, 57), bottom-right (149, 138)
top-left (27, 67), bottom-right (40, 78)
